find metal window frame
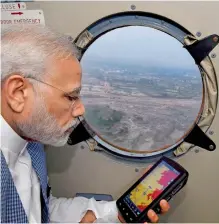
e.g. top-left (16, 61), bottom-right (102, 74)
top-left (69, 11), bottom-right (217, 159)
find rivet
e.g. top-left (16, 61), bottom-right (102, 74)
top-left (68, 36), bottom-right (73, 41)
top-left (209, 145), bottom-right (214, 150)
top-left (135, 168), bottom-right (139, 172)
top-left (211, 53), bottom-right (216, 58)
top-left (81, 145), bottom-right (85, 149)
top-left (209, 130), bottom-right (214, 135)
top-left (131, 5), bottom-right (136, 10)
top-left (213, 36), bottom-right (219, 42)
top-left (195, 149), bottom-right (199, 153)
top-left (196, 32), bottom-right (202, 37)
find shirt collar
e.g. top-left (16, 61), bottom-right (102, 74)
top-left (0, 115), bottom-right (27, 154)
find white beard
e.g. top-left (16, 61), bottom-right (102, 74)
top-left (17, 90), bottom-right (79, 147)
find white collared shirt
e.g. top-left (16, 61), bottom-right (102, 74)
top-left (1, 116), bottom-right (41, 223)
top-left (0, 115), bottom-right (118, 223)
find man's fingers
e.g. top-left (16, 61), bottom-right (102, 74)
top-left (160, 199), bottom-right (170, 213)
top-left (118, 200), bottom-right (170, 223)
top-left (147, 209), bottom-right (159, 223)
top-left (118, 213), bottom-right (125, 223)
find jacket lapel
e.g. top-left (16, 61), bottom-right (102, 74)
top-left (27, 142), bottom-right (49, 223)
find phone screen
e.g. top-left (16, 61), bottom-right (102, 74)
top-left (123, 161), bottom-right (180, 217)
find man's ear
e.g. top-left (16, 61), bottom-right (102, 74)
top-left (3, 75), bottom-right (29, 113)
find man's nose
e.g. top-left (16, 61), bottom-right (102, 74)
top-left (72, 101), bottom-right (85, 118)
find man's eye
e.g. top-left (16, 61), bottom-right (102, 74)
top-left (66, 96), bottom-right (77, 101)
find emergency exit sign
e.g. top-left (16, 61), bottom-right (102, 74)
top-left (1, 10), bottom-right (45, 27)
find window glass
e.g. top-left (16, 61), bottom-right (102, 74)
top-left (81, 26), bottom-right (202, 151)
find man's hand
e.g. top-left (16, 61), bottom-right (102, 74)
top-left (118, 165), bottom-right (170, 223)
top-left (147, 199), bottom-right (170, 222)
top-left (80, 210), bottom-right (96, 223)
top-left (118, 199), bottom-right (170, 223)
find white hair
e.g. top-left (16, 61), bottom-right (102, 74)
top-left (1, 25), bottom-right (79, 81)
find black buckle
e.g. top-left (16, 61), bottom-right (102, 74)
top-left (184, 34), bottom-right (219, 64)
top-left (184, 124), bottom-right (216, 151)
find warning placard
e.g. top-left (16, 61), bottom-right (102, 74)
top-left (1, 2), bottom-right (26, 11)
top-left (1, 10), bottom-right (45, 27)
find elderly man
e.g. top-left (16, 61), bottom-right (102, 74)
top-left (1, 25), bottom-right (170, 223)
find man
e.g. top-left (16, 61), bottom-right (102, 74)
top-left (1, 25), bottom-right (170, 223)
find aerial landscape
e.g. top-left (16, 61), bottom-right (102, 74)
top-left (80, 27), bottom-right (203, 151)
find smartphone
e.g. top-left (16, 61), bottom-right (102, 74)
top-left (116, 156), bottom-right (189, 223)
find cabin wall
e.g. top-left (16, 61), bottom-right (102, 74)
top-left (27, 2), bottom-right (219, 222)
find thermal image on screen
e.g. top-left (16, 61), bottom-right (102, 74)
top-left (124, 161), bottom-right (180, 215)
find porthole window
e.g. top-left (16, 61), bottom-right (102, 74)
top-left (81, 26), bottom-right (202, 152)
top-left (74, 12), bottom-right (217, 158)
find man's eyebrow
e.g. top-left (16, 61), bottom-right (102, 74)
top-left (65, 87), bottom-right (81, 96)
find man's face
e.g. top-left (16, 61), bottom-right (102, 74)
top-left (43, 56), bottom-right (84, 130)
top-left (16, 56), bottom-right (85, 146)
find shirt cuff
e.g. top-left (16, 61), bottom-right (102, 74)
top-left (86, 198), bottom-right (119, 220)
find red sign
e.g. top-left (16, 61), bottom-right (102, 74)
top-left (1, 10), bottom-right (45, 27)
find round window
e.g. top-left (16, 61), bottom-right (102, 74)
top-left (80, 26), bottom-right (203, 152)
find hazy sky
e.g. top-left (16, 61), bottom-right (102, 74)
top-left (82, 26), bottom-right (198, 70)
